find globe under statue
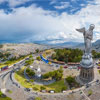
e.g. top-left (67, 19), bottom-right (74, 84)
top-left (76, 24), bottom-right (95, 82)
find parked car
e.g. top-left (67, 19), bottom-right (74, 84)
top-left (56, 65), bottom-right (59, 67)
top-left (25, 58), bottom-right (29, 60)
top-left (13, 64), bottom-right (16, 66)
top-left (24, 88), bottom-right (30, 92)
top-left (68, 66), bottom-right (73, 69)
top-left (49, 90), bottom-right (55, 93)
top-left (73, 66), bottom-right (77, 69)
top-left (86, 84), bottom-right (89, 88)
top-left (1, 66), bottom-right (8, 71)
top-left (62, 91), bottom-right (66, 93)
top-left (96, 79), bottom-right (99, 83)
top-left (63, 66), bottom-right (68, 68)
top-left (97, 67), bottom-right (100, 69)
top-left (41, 90), bottom-right (46, 93)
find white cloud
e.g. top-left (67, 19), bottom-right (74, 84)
top-left (71, 0), bottom-right (78, 2)
top-left (0, 0), bottom-right (30, 7)
top-left (54, 2), bottom-right (70, 9)
top-left (50, 0), bottom-right (57, 5)
top-left (0, 0), bottom-right (5, 3)
top-left (80, 4), bottom-right (86, 7)
top-left (9, 0), bottom-right (28, 7)
top-left (0, 0), bottom-right (100, 43)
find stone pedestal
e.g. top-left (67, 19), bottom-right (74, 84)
top-left (80, 67), bottom-right (94, 82)
top-left (79, 53), bottom-right (94, 82)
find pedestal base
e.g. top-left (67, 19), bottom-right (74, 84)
top-left (80, 67), bottom-right (94, 82)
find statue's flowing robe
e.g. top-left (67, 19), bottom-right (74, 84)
top-left (84, 30), bottom-right (93, 55)
top-left (76, 28), bottom-right (93, 55)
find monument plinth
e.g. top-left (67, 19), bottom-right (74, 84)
top-left (79, 54), bottom-right (94, 82)
top-left (76, 24), bottom-right (95, 82)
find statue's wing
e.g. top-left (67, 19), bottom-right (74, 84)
top-left (76, 27), bottom-right (85, 33)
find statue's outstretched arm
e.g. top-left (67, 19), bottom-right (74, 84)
top-left (76, 27), bottom-right (85, 33)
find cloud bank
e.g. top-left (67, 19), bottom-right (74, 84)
top-left (0, 0), bottom-right (100, 43)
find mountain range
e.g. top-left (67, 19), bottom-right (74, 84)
top-left (34, 40), bottom-right (80, 47)
top-left (34, 39), bottom-right (100, 52)
top-left (74, 39), bottom-right (100, 52)
top-left (0, 39), bottom-right (100, 51)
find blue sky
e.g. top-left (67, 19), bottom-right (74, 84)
top-left (0, 0), bottom-right (93, 14)
top-left (0, 0), bottom-right (100, 44)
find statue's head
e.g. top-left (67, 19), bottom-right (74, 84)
top-left (89, 24), bottom-right (95, 30)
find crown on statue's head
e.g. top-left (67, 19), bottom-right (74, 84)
top-left (90, 24), bottom-right (95, 29)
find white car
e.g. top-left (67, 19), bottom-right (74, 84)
top-left (62, 91), bottom-right (66, 93)
top-left (49, 90), bottom-right (54, 93)
top-left (68, 66), bottom-right (73, 69)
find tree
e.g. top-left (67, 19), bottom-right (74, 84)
top-left (61, 86), bottom-right (67, 91)
top-left (36, 56), bottom-right (41, 61)
top-left (35, 49), bottom-right (39, 53)
top-left (30, 79), bottom-right (34, 82)
top-left (43, 68), bottom-right (63, 81)
top-left (26, 68), bottom-right (30, 73)
top-left (42, 73), bottom-right (50, 79)
top-left (52, 53), bottom-right (56, 59)
top-left (0, 44), bottom-right (3, 48)
top-left (66, 76), bottom-right (76, 85)
top-left (33, 87), bottom-right (38, 91)
top-left (29, 55), bottom-right (33, 58)
top-left (65, 76), bottom-right (79, 88)
top-left (25, 58), bottom-right (34, 66)
top-left (26, 68), bottom-right (35, 77)
top-left (40, 86), bottom-right (46, 90)
top-left (29, 71), bottom-right (35, 76)
top-left (55, 72), bottom-right (63, 81)
top-left (52, 48), bottom-right (83, 63)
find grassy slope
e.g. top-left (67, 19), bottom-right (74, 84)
top-left (15, 66), bottom-right (68, 92)
top-left (0, 91), bottom-right (12, 100)
top-left (0, 55), bottom-right (29, 68)
top-left (45, 79), bottom-right (67, 92)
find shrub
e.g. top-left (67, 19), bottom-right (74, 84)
top-left (98, 70), bottom-right (100, 74)
top-left (26, 68), bottom-right (30, 73)
top-left (88, 90), bottom-right (92, 96)
top-left (33, 87), bottom-right (39, 91)
top-left (98, 64), bottom-right (100, 66)
top-left (29, 55), bottom-right (33, 58)
top-left (0, 44), bottom-right (3, 48)
top-left (66, 76), bottom-right (79, 88)
top-left (26, 68), bottom-right (35, 77)
top-left (25, 58), bottom-right (34, 66)
top-left (42, 73), bottom-right (50, 79)
top-left (35, 97), bottom-right (42, 100)
top-left (30, 79), bottom-right (34, 82)
top-left (36, 56), bottom-right (41, 61)
top-left (61, 86), bottom-right (67, 91)
top-left (40, 86), bottom-right (46, 90)
top-left (54, 59), bottom-right (57, 62)
top-left (42, 68), bottom-right (63, 81)
top-left (66, 76), bottom-right (76, 84)
top-left (28, 71), bottom-right (35, 76)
